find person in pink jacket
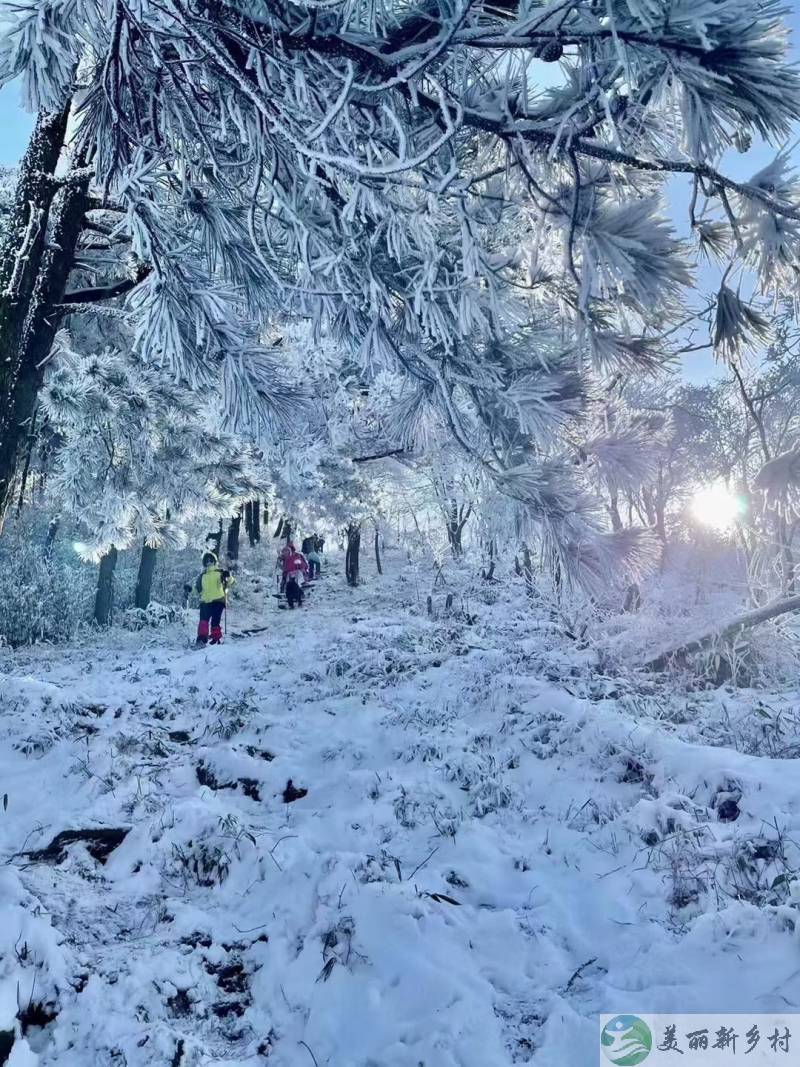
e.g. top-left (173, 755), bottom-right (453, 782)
top-left (278, 543), bottom-right (308, 592)
top-left (283, 546), bottom-right (309, 582)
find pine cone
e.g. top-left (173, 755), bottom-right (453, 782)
top-left (538, 39), bottom-right (563, 63)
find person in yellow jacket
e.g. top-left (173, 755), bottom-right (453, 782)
top-left (195, 551), bottom-right (234, 645)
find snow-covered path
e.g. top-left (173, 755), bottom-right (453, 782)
top-left (2, 556), bottom-right (800, 1066)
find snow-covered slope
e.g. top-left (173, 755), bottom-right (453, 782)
top-left (1, 553), bottom-right (800, 1066)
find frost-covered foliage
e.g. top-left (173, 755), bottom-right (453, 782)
top-left (0, 164), bottom-right (15, 239)
top-left (2, 0), bottom-right (799, 579)
top-left (37, 333), bottom-right (266, 557)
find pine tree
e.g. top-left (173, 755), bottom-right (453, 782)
top-left (38, 334), bottom-right (265, 559)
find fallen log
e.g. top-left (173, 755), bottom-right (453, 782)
top-left (644, 593), bottom-right (800, 672)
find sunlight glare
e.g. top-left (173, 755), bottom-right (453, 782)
top-left (690, 483), bottom-right (745, 532)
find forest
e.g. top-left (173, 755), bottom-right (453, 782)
top-left (1, 0), bottom-right (800, 1062)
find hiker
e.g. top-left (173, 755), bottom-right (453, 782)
top-left (277, 541), bottom-right (293, 592)
top-left (315, 534), bottom-right (325, 554)
top-left (279, 543), bottom-right (308, 592)
top-left (283, 544), bottom-right (309, 584)
top-left (301, 534), bottom-right (315, 556)
top-left (285, 547), bottom-right (309, 607)
top-left (285, 573), bottom-right (304, 609)
top-left (195, 551), bottom-right (234, 645)
top-left (307, 543), bottom-right (322, 579)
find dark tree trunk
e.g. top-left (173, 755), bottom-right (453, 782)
top-left (16, 404), bottom-right (38, 515)
top-left (94, 545), bottom-right (118, 626)
top-left (262, 502), bottom-right (269, 528)
top-left (227, 510), bottom-right (242, 562)
top-left (522, 544), bottom-right (534, 598)
top-left (43, 517), bottom-right (59, 558)
top-left (244, 501), bottom-right (253, 543)
top-left (345, 522), bottom-right (361, 587)
top-left (249, 499), bottom-right (261, 546)
top-left (273, 516), bottom-right (284, 539)
top-left (0, 105), bottom-right (89, 527)
top-left (553, 555), bottom-right (563, 596)
top-left (134, 542), bottom-right (158, 610)
top-left (445, 500), bottom-right (471, 557)
top-left (207, 521), bottom-right (223, 556)
top-left (374, 526), bottom-right (383, 575)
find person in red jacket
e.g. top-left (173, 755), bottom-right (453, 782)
top-left (279, 543), bottom-right (308, 592)
top-left (284, 545), bottom-right (309, 581)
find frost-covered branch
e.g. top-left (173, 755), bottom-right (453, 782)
top-left (61, 264), bottom-right (152, 306)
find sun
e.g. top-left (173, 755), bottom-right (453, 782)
top-left (690, 482), bottom-right (745, 532)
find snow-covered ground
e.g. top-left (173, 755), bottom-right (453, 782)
top-left (2, 551), bottom-right (800, 1067)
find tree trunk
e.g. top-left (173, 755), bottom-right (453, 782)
top-left (0, 105), bottom-right (88, 526)
top-left (623, 583), bottom-right (642, 612)
top-left (134, 542), bottom-right (158, 610)
top-left (207, 521), bottom-right (223, 556)
top-left (227, 510), bottom-right (242, 562)
top-left (644, 592), bottom-right (800, 671)
top-left (249, 499), bottom-right (261, 546)
top-left (43, 518), bottom-right (59, 559)
top-left (262, 502), bottom-right (270, 528)
top-left (608, 490), bottom-right (623, 532)
top-left (94, 545), bottom-right (118, 626)
top-left (345, 522), bottom-right (361, 587)
top-left (374, 526), bottom-right (383, 575)
top-left (778, 513), bottom-right (796, 596)
top-left (655, 468), bottom-right (667, 544)
top-left (522, 544), bottom-right (534, 598)
top-left (244, 501), bottom-right (253, 544)
top-left (273, 516), bottom-right (284, 539)
top-left (445, 500), bottom-right (471, 557)
top-left (15, 404), bottom-right (38, 515)
top-left (482, 538), bottom-right (496, 581)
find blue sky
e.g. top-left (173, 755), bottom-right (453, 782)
top-left (1, 13), bottom-right (798, 383)
top-left (0, 82), bottom-right (34, 165)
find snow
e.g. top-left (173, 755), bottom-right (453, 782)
top-left (1, 550), bottom-right (800, 1066)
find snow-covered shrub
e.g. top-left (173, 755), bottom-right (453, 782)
top-left (205, 692), bottom-right (259, 740)
top-left (718, 836), bottom-right (795, 908)
top-left (120, 601), bottom-right (184, 631)
top-left (691, 697), bottom-right (800, 759)
top-left (443, 752), bottom-right (514, 818)
top-left (0, 868), bottom-right (72, 1065)
top-left (0, 518), bottom-right (94, 646)
top-left (170, 838), bottom-right (232, 888)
